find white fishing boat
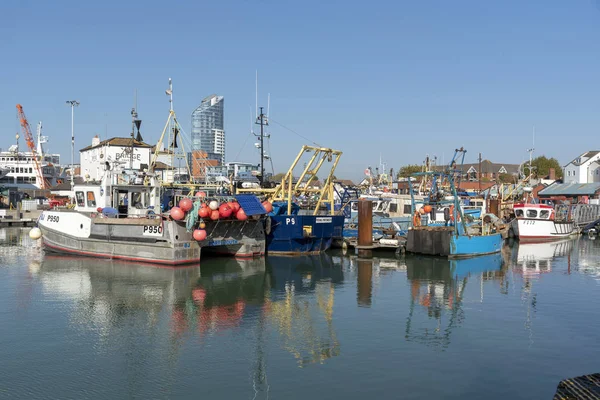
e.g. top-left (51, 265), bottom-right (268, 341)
top-left (510, 203), bottom-right (578, 242)
top-left (36, 162), bottom-right (266, 265)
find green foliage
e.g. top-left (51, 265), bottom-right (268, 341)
top-left (497, 173), bottom-right (513, 183)
top-left (397, 164), bottom-right (422, 178)
top-left (271, 173), bottom-right (286, 182)
top-left (524, 156), bottom-right (563, 179)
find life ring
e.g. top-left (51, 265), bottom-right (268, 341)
top-left (413, 211), bottom-right (421, 227)
top-left (449, 205), bottom-right (460, 222)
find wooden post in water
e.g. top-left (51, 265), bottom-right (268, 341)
top-left (357, 199), bottom-right (373, 258)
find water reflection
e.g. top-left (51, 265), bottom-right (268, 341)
top-left (509, 239), bottom-right (574, 277)
top-left (266, 254), bottom-right (342, 367)
top-left (405, 253), bottom-right (505, 349)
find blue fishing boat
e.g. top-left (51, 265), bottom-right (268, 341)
top-left (237, 136), bottom-right (345, 255)
top-left (406, 147), bottom-right (505, 258)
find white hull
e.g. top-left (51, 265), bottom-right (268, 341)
top-left (511, 218), bottom-right (578, 242)
top-left (38, 210), bottom-right (265, 265)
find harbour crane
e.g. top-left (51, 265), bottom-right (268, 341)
top-left (16, 104), bottom-right (47, 190)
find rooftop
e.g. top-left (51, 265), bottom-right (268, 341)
top-left (538, 182), bottom-right (600, 196)
top-left (80, 137), bottom-right (152, 152)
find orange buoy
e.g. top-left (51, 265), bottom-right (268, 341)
top-left (262, 200), bottom-right (273, 213)
top-left (198, 206), bottom-right (210, 218)
top-left (210, 210), bottom-right (220, 221)
top-left (219, 203), bottom-right (233, 218)
top-left (236, 208), bottom-right (248, 221)
top-left (423, 205), bottom-right (432, 213)
top-left (179, 198), bottom-right (193, 212)
top-left (170, 206), bottom-right (185, 221)
top-left (199, 221), bottom-right (206, 229)
top-left (193, 229), bottom-right (207, 241)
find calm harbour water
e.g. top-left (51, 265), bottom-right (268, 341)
top-left (1, 228), bottom-right (599, 399)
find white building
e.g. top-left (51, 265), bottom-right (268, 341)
top-left (563, 151), bottom-right (600, 184)
top-left (80, 136), bottom-right (152, 182)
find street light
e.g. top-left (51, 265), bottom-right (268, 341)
top-left (66, 100), bottom-right (80, 191)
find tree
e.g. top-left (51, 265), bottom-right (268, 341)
top-left (497, 173), bottom-right (513, 183)
top-left (397, 164), bottom-right (422, 178)
top-left (524, 156), bottom-right (563, 179)
top-left (271, 172), bottom-right (286, 182)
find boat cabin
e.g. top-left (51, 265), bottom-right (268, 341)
top-left (513, 203), bottom-right (554, 220)
top-left (73, 169), bottom-right (162, 217)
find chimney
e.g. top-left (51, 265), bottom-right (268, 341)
top-left (92, 135), bottom-right (100, 147)
top-left (549, 168), bottom-right (555, 180)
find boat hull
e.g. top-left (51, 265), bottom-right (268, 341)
top-left (510, 218), bottom-right (578, 243)
top-left (38, 210), bottom-right (265, 265)
top-left (266, 215), bottom-right (345, 255)
top-left (407, 227), bottom-right (503, 258)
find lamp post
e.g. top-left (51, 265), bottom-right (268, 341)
top-left (66, 100), bottom-right (79, 191)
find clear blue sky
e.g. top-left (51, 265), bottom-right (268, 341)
top-left (2, 0), bottom-right (600, 181)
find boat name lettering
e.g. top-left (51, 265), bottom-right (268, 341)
top-left (46, 215), bottom-right (60, 223)
top-left (142, 225), bottom-right (163, 236)
top-left (207, 239), bottom-right (238, 246)
top-left (285, 217), bottom-right (296, 225)
top-left (524, 220), bottom-right (536, 225)
top-left (316, 217), bottom-right (332, 223)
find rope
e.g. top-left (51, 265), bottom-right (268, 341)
top-left (186, 200), bottom-right (201, 232)
top-left (269, 118), bottom-right (321, 147)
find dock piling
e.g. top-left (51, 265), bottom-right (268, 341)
top-left (357, 200), bottom-right (373, 258)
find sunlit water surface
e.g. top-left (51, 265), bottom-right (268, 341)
top-left (0, 228), bottom-right (599, 399)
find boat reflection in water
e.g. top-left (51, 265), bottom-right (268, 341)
top-left (265, 254), bottom-right (343, 367)
top-left (404, 253), bottom-right (505, 349)
top-left (510, 238), bottom-right (575, 277)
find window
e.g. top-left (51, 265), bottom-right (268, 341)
top-left (75, 191), bottom-right (85, 207)
top-left (389, 203), bottom-right (398, 213)
top-left (86, 191), bottom-right (96, 207)
top-left (404, 204), bottom-right (412, 214)
top-left (526, 209), bottom-right (538, 218)
top-left (539, 210), bottom-right (550, 219)
top-left (515, 209), bottom-right (524, 217)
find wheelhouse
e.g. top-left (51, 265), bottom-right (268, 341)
top-left (513, 203), bottom-right (554, 220)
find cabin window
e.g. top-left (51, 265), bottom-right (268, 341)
top-left (539, 210), bottom-right (550, 219)
top-left (86, 191), bottom-right (96, 207)
top-left (389, 203), bottom-right (398, 213)
top-left (404, 204), bottom-right (412, 214)
top-left (75, 191), bottom-right (85, 207)
top-left (526, 209), bottom-right (538, 218)
top-left (132, 192), bottom-right (143, 209)
top-left (515, 209), bottom-right (524, 217)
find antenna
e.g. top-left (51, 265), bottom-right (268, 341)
top-left (255, 70), bottom-right (258, 119)
top-left (267, 93), bottom-right (270, 118)
top-left (165, 78), bottom-right (173, 112)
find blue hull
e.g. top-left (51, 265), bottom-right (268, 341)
top-left (449, 233), bottom-right (503, 258)
top-left (449, 252), bottom-right (503, 277)
top-left (267, 215), bottom-right (345, 255)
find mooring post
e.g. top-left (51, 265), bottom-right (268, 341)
top-left (357, 199), bottom-right (373, 258)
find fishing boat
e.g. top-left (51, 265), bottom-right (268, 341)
top-left (36, 164), bottom-right (266, 265)
top-left (406, 147), bottom-right (505, 258)
top-left (236, 138), bottom-right (345, 255)
top-left (509, 202), bottom-right (578, 242)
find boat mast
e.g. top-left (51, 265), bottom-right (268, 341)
top-left (255, 106), bottom-right (268, 186)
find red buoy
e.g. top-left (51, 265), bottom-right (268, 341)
top-left (262, 200), bottom-right (273, 213)
top-left (230, 201), bottom-right (240, 213)
top-left (210, 210), bottom-right (220, 221)
top-left (198, 206), bottom-right (210, 218)
top-left (179, 198), bottom-right (193, 212)
top-left (170, 206), bottom-right (185, 220)
top-left (193, 229), bottom-right (207, 241)
top-left (236, 208), bottom-right (248, 221)
top-left (195, 191), bottom-right (207, 198)
top-left (219, 203), bottom-right (233, 218)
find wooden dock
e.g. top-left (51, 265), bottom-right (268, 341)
top-left (0, 209), bottom-right (42, 228)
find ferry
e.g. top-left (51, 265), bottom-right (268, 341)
top-left (0, 123), bottom-right (66, 190)
top-left (509, 203), bottom-right (578, 242)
